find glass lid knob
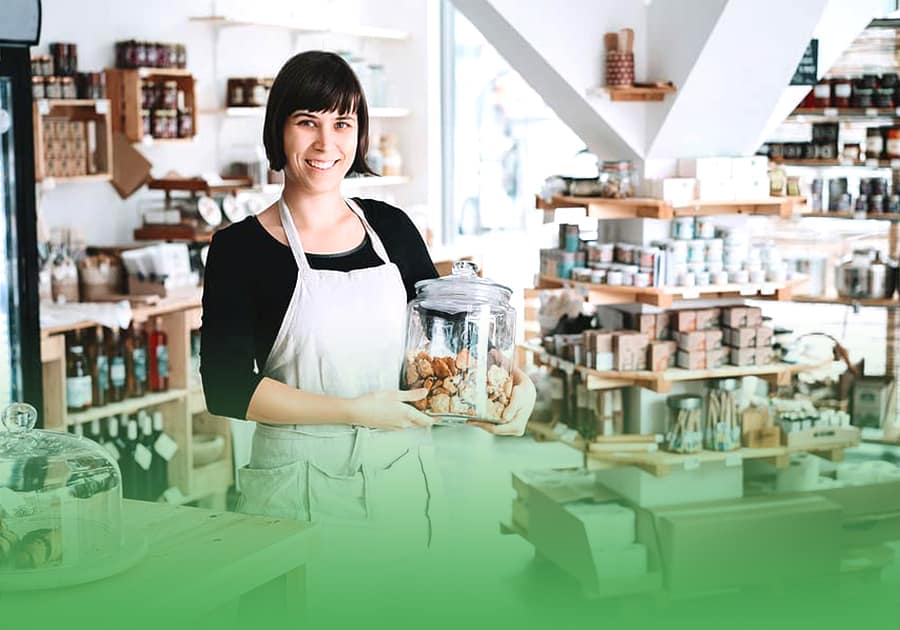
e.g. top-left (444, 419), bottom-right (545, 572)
top-left (2, 403), bottom-right (38, 433)
top-left (451, 260), bottom-right (479, 277)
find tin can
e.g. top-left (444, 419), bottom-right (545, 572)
top-left (672, 217), bottom-right (695, 240)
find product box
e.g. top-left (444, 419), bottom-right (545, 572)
top-left (746, 307), bottom-right (763, 327)
top-left (730, 347), bottom-right (757, 367)
top-left (696, 178), bottom-right (735, 202)
top-left (655, 312), bottom-right (672, 340)
top-left (594, 332), bottom-right (614, 354)
top-left (756, 347), bottom-right (773, 365)
top-left (851, 377), bottom-right (894, 428)
top-left (672, 310), bottom-right (697, 332)
top-left (743, 426), bottom-right (781, 448)
top-left (676, 331), bottom-right (707, 352)
top-left (648, 341), bottom-right (677, 372)
top-left (694, 308), bottom-right (720, 331)
top-left (614, 332), bottom-right (649, 371)
top-left (705, 329), bottom-right (724, 350)
top-left (625, 312), bottom-right (656, 336)
top-left (677, 157), bottom-right (732, 181)
top-left (677, 349), bottom-right (706, 370)
top-left (596, 352), bottom-right (615, 371)
top-left (755, 326), bottom-right (773, 347)
top-left (726, 327), bottom-right (757, 348)
top-left (654, 177), bottom-right (697, 207)
top-left (741, 405), bottom-right (772, 434)
top-left (720, 306), bottom-right (763, 328)
top-left (706, 348), bottom-right (728, 369)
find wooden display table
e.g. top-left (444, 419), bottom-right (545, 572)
top-left (0, 500), bottom-right (317, 624)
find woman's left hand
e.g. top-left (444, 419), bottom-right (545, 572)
top-left (467, 367), bottom-right (536, 436)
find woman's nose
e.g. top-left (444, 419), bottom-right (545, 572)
top-left (313, 126), bottom-right (334, 150)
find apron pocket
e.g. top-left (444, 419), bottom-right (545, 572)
top-left (236, 461), bottom-right (306, 521)
top-left (307, 461), bottom-right (370, 523)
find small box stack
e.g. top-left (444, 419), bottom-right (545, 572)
top-left (721, 306), bottom-right (773, 367)
top-left (41, 117), bottom-right (97, 178)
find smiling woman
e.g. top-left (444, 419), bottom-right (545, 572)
top-left (199, 50), bottom-right (535, 543)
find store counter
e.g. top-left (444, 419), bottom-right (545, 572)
top-left (1, 499), bottom-right (318, 625)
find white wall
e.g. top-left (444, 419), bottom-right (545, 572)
top-left (35, 0), bottom-right (439, 246)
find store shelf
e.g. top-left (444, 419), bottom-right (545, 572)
top-left (134, 224), bottom-right (216, 243)
top-left (200, 106), bottom-right (410, 119)
top-left (520, 342), bottom-right (828, 394)
top-left (800, 211), bottom-right (900, 222)
top-left (67, 389), bottom-right (188, 426)
top-left (536, 274), bottom-right (806, 308)
top-left (777, 158), bottom-right (896, 169)
top-left (40, 293), bottom-right (203, 338)
top-left (791, 294), bottom-right (900, 308)
top-left (41, 174), bottom-right (114, 184)
top-left (133, 67), bottom-right (193, 78)
top-left (788, 107), bottom-right (900, 122)
top-left (536, 194), bottom-right (798, 220)
top-left (189, 15), bottom-right (410, 41)
top-left (136, 136), bottom-right (196, 146)
top-left (587, 83), bottom-right (677, 102)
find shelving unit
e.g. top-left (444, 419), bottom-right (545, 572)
top-left (776, 158), bottom-right (897, 169)
top-left (32, 99), bottom-right (113, 183)
top-left (788, 107), bottom-right (900, 121)
top-left (188, 15), bottom-right (410, 41)
top-left (536, 194), bottom-right (798, 220)
top-left (105, 67), bottom-right (198, 143)
top-left (587, 83), bottom-right (677, 102)
top-left (800, 211), bottom-right (900, 222)
top-left (536, 274), bottom-right (806, 308)
top-left (791, 294), bottom-right (900, 308)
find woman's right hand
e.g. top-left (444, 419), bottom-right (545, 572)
top-left (347, 388), bottom-right (436, 430)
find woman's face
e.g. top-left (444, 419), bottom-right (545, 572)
top-left (282, 108), bottom-right (358, 193)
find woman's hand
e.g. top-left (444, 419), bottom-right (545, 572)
top-left (347, 388), bottom-right (436, 430)
top-left (467, 367), bottom-right (536, 436)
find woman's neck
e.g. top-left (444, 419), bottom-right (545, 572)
top-left (281, 184), bottom-right (349, 231)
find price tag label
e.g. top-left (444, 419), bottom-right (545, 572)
top-left (683, 457), bottom-right (700, 471)
top-left (867, 158), bottom-right (880, 168)
top-left (154, 433), bottom-right (178, 462)
top-left (823, 107), bottom-right (838, 118)
top-left (866, 108), bottom-right (879, 117)
top-left (681, 288), bottom-right (700, 300)
top-left (134, 443), bottom-right (153, 471)
top-left (163, 487), bottom-right (187, 505)
top-left (725, 453), bottom-right (742, 467)
top-left (739, 286), bottom-right (758, 296)
top-left (760, 283), bottom-right (776, 296)
top-left (94, 100), bottom-right (109, 115)
top-left (104, 441), bottom-right (121, 461)
top-left (37, 99), bottom-right (49, 115)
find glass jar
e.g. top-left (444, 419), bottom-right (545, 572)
top-left (176, 44), bottom-right (187, 69)
top-left (151, 109), bottom-right (168, 138)
top-left (401, 261), bottom-right (516, 424)
top-left (867, 127), bottom-right (885, 159)
top-left (140, 109), bottom-right (151, 138)
top-left (875, 87), bottom-right (894, 109)
top-left (887, 127), bottom-right (900, 159)
top-left (0, 403), bottom-right (124, 579)
top-left (31, 76), bottom-right (45, 100)
top-left (812, 79), bottom-right (831, 108)
top-left (60, 76), bottom-right (76, 100)
top-left (705, 379), bottom-right (741, 451)
top-left (853, 88), bottom-right (874, 109)
top-left (141, 81), bottom-right (155, 110)
top-left (44, 76), bottom-right (61, 100)
top-left (832, 77), bottom-right (852, 107)
top-left (145, 42), bottom-right (158, 68)
top-left (599, 160), bottom-right (634, 198)
top-left (227, 78), bottom-right (245, 107)
top-left (665, 394), bottom-right (703, 453)
top-left (160, 81), bottom-right (177, 110)
top-left (177, 108), bottom-right (193, 138)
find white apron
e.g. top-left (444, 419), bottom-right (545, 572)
top-left (236, 197), bottom-right (438, 549)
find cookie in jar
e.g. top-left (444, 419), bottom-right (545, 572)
top-left (401, 261), bottom-right (515, 423)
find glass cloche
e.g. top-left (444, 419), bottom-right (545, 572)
top-left (0, 403), bottom-right (124, 578)
top-left (402, 261), bottom-right (516, 423)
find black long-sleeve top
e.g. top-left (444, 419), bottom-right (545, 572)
top-left (200, 198), bottom-right (438, 419)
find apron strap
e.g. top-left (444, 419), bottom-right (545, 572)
top-left (345, 198), bottom-right (393, 265)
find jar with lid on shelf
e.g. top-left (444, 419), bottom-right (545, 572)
top-left (598, 160), bottom-right (635, 198)
top-left (380, 135), bottom-right (403, 176)
top-left (45, 77), bottom-right (61, 100)
top-left (665, 394), bottom-right (703, 454)
top-left (812, 79), bottom-right (831, 108)
top-left (31, 76), bottom-right (45, 100)
top-left (832, 77), bottom-right (852, 107)
top-left (401, 261), bottom-right (516, 424)
top-left (0, 403), bottom-right (126, 582)
top-left (60, 77), bottom-right (76, 100)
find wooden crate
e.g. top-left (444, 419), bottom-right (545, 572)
top-left (105, 68), bottom-right (197, 143)
top-left (32, 99), bottom-right (113, 182)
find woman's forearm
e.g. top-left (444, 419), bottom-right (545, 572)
top-left (245, 377), bottom-right (357, 426)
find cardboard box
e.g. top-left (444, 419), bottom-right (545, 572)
top-left (730, 347), bottom-right (757, 367)
top-left (614, 332), bottom-right (649, 371)
top-left (648, 341), bottom-right (675, 372)
top-left (654, 312), bottom-right (671, 340)
top-left (743, 426), bottom-right (781, 448)
top-left (756, 347), bottom-right (773, 365)
top-left (721, 306), bottom-right (762, 328)
top-left (598, 460), bottom-right (743, 508)
top-left (726, 327), bottom-right (757, 348)
top-left (851, 377), bottom-right (893, 428)
top-left (706, 348), bottom-right (728, 369)
top-left (741, 405), bottom-right (772, 434)
top-left (705, 329), bottom-right (723, 350)
top-left (677, 349), bottom-right (705, 370)
top-left (677, 157), bottom-right (732, 181)
top-left (672, 310), bottom-right (697, 333)
top-left (594, 332), bottom-right (613, 354)
top-left (746, 307), bottom-right (763, 327)
top-left (755, 326), bottom-right (773, 347)
top-left (694, 308), bottom-right (720, 331)
top-left (676, 331), bottom-right (707, 352)
top-left (626, 313), bottom-right (656, 336)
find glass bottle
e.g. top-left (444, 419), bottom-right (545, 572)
top-left (87, 326), bottom-right (108, 408)
top-left (107, 327), bottom-right (127, 403)
top-left (148, 317), bottom-right (169, 392)
top-left (66, 341), bottom-right (92, 412)
top-left (131, 322), bottom-right (148, 397)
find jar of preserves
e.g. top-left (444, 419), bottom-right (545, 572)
top-left (60, 76), bottom-right (76, 100)
top-left (39, 55), bottom-right (53, 77)
top-left (867, 127), bottom-right (885, 159)
top-left (145, 42), bottom-right (158, 68)
top-left (160, 81), bottom-right (178, 110)
top-left (31, 76), bottom-right (45, 99)
top-left (832, 77), bottom-right (852, 108)
top-left (227, 78), bottom-right (245, 107)
top-left (177, 108), bottom-right (193, 138)
top-left (853, 88), bottom-right (874, 109)
top-left (875, 88), bottom-right (895, 109)
top-left (887, 127), bottom-right (900, 159)
top-left (401, 260), bottom-right (516, 424)
top-left (152, 109), bottom-right (167, 138)
top-left (599, 160), bottom-right (634, 198)
top-left (176, 44), bottom-right (187, 69)
top-left (141, 109), bottom-right (151, 138)
top-left (141, 81), bottom-right (156, 109)
top-left (247, 78), bottom-right (268, 107)
top-left (165, 43), bottom-right (178, 68)
top-left (45, 76), bottom-right (61, 99)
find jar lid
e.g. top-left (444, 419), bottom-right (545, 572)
top-left (666, 394), bottom-right (703, 411)
top-left (414, 260), bottom-right (512, 312)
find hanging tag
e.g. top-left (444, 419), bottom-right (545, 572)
top-left (725, 453), bottom-right (742, 467)
top-left (94, 100), bottom-right (109, 115)
top-left (37, 99), bottom-right (49, 115)
top-left (104, 441), bottom-right (121, 461)
top-left (134, 444), bottom-right (153, 471)
top-left (154, 433), bottom-right (178, 462)
top-left (163, 487), bottom-right (187, 505)
top-left (683, 457), bottom-right (700, 471)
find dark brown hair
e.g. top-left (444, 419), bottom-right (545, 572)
top-left (263, 51), bottom-right (374, 175)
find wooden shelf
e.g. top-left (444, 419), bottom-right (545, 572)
top-left (777, 158), bottom-right (896, 169)
top-left (134, 224), bottom-right (215, 243)
top-left (40, 293), bottom-right (202, 337)
top-left (67, 389), bottom-right (188, 425)
top-left (588, 83), bottom-right (677, 102)
top-left (537, 275), bottom-right (806, 308)
top-left (106, 68), bottom-right (197, 143)
top-left (147, 175), bottom-right (254, 195)
top-left (535, 194), bottom-right (798, 220)
top-left (32, 99), bottom-right (113, 183)
top-left (133, 67), bottom-right (193, 78)
top-left (791, 294), bottom-right (900, 308)
top-left (189, 15), bottom-right (410, 41)
top-left (42, 174), bottom-right (113, 184)
top-left (136, 137), bottom-right (196, 146)
top-left (800, 211), bottom-right (900, 222)
top-left (520, 342), bottom-right (828, 394)
top-left (788, 107), bottom-right (900, 122)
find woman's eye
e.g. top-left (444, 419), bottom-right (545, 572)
top-left (336, 121), bottom-right (351, 129)
top-left (297, 120), bottom-right (315, 127)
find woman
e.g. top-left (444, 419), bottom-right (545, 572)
top-left (201, 51), bottom-right (536, 542)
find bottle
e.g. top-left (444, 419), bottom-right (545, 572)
top-left (122, 420), bottom-right (139, 499)
top-left (131, 322), bottom-right (148, 397)
top-left (66, 341), bottom-right (92, 412)
top-left (151, 411), bottom-right (169, 501)
top-left (86, 327), bottom-right (108, 408)
top-left (147, 318), bottom-right (169, 392)
top-left (87, 419), bottom-right (103, 444)
top-left (138, 412), bottom-right (157, 501)
top-left (107, 328), bottom-right (127, 402)
top-left (104, 418), bottom-right (123, 487)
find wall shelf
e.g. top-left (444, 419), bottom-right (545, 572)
top-left (536, 194), bottom-right (798, 220)
top-left (519, 342), bottom-right (827, 394)
top-left (67, 389), bottom-right (188, 426)
top-left (776, 158), bottom-right (897, 169)
top-left (800, 211), bottom-right (900, 222)
top-left (588, 83), bottom-right (677, 102)
top-left (32, 99), bottom-right (113, 183)
top-left (189, 15), bottom-right (410, 41)
top-left (788, 107), bottom-right (900, 122)
top-left (791, 294), bottom-right (900, 309)
top-left (536, 275), bottom-right (806, 308)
